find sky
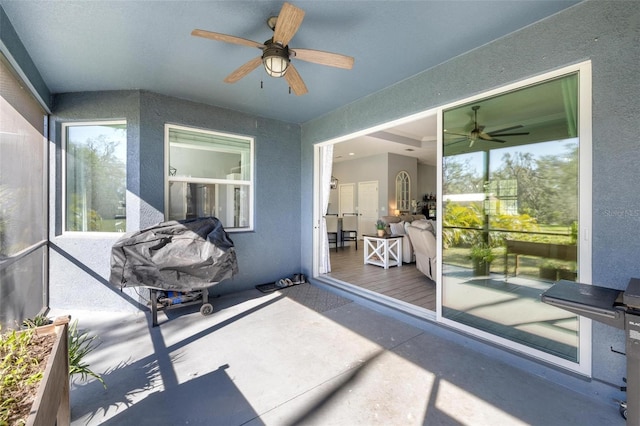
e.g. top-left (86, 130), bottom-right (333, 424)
top-left (452, 138), bottom-right (578, 177)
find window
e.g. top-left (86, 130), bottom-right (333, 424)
top-left (63, 122), bottom-right (127, 232)
top-left (165, 124), bottom-right (253, 231)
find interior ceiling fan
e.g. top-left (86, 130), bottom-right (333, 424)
top-left (445, 105), bottom-right (529, 147)
top-left (191, 2), bottom-right (354, 96)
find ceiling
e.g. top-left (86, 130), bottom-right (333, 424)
top-left (1, 1), bottom-right (581, 165)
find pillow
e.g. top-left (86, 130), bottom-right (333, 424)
top-left (389, 221), bottom-right (406, 235)
top-left (411, 219), bottom-right (434, 233)
top-left (404, 221), bottom-right (412, 235)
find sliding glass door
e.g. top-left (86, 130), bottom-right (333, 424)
top-left (440, 65), bottom-right (591, 371)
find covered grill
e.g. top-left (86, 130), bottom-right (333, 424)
top-left (110, 216), bottom-right (238, 325)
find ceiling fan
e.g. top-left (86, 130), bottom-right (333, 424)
top-left (191, 2), bottom-right (354, 96)
top-left (445, 105), bottom-right (529, 147)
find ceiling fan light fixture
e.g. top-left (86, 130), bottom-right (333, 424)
top-left (262, 41), bottom-right (290, 78)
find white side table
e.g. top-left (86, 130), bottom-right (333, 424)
top-left (363, 234), bottom-right (403, 269)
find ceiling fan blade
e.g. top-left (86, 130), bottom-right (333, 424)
top-left (444, 130), bottom-right (468, 138)
top-left (284, 63), bottom-right (308, 96)
top-left (273, 2), bottom-right (305, 46)
top-left (224, 57), bottom-right (263, 83)
top-left (489, 132), bottom-right (530, 137)
top-left (191, 29), bottom-right (264, 49)
top-left (479, 132), bottom-right (494, 140)
top-left (478, 132), bottom-right (505, 143)
top-left (291, 48), bottom-right (354, 69)
top-left (487, 125), bottom-right (523, 135)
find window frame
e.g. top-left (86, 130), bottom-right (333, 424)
top-left (164, 124), bottom-right (255, 232)
top-left (61, 120), bottom-right (127, 235)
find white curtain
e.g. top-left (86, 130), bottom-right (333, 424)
top-left (319, 144), bottom-right (333, 273)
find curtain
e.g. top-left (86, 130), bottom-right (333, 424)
top-left (319, 144), bottom-right (333, 273)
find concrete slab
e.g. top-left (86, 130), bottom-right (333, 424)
top-left (50, 284), bottom-right (624, 425)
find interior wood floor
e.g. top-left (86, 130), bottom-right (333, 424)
top-left (324, 242), bottom-right (436, 311)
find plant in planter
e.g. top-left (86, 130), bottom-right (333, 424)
top-left (0, 315), bottom-right (104, 425)
top-left (375, 219), bottom-right (386, 237)
top-left (470, 243), bottom-right (496, 276)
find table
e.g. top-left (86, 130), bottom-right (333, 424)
top-left (363, 234), bottom-right (403, 269)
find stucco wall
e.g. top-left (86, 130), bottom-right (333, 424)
top-left (49, 90), bottom-right (302, 312)
top-left (301, 0), bottom-right (640, 397)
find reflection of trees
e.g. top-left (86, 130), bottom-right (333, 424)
top-left (493, 144), bottom-right (577, 226)
top-left (67, 134), bottom-right (125, 232)
top-left (444, 143), bottom-right (578, 229)
top-left (443, 157), bottom-right (482, 194)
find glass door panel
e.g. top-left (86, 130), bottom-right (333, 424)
top-left (442, 73), bottom-right (581, 362)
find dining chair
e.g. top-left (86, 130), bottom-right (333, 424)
top-left (341, 213), bottom-right (358, 250)
top-left (325, 215), bottom-right (339, 252)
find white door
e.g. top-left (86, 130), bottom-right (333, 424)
top-left (358, 181), bottom-right (378, 238)
top-left (338, 183), bottom-right (355, 215)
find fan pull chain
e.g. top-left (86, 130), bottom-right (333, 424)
top-left (260, 80), bottom-right (263, 89)
top-left (289, 87), bottom-right (291, 95)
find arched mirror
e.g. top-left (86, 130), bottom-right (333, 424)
top-left (395, 171), bottom-right (410, 213)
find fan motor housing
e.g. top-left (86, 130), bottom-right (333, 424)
top-left (262, 40), bottom-right (290, 77)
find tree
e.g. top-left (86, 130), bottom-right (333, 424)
top-left (443, 156), bottom-right (483, 194)
top-left (67, 134), bottom-right (126, 231)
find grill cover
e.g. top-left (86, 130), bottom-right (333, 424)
top-left (109, 217), bottom-right (238, 290)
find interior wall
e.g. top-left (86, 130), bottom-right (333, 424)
top-left (49, 90), bottom-right (302, 312)
top-left (418, 164), bottom-right (437, 199)
top-left (330, 153), bottom-right (422, 219)
top-left (301, 0), bottom-right (640, 398)
top-left (330, 154), bottom-right (388, 216)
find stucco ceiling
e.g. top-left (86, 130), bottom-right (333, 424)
top-left (1, 0), bottom-right (580, 126)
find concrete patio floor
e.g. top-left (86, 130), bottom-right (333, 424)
top-left (53, 283), bottom-right (625, 425)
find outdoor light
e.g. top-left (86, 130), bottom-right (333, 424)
top-left (262, 41), bottom-right (289, 78)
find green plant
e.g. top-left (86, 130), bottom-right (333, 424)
top-left (375, 219), bottom-right (386, 230)
top-left (570, 221), bottom-right (578, 244)
top-left (470, 243), bottom-right (496, 264)
top-left (21, 318), bottom-right (105, 387)
top-left (22, 315), bottom-right (52, 329)
top-left (0, 327), bottom-right (49, 425)
top-left (67, 320), bottom-right (105, 388)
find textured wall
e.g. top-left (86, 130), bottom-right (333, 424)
top-left (49, 90), bottom-right (301, 312)
top-left (302, 0), bottom-right (640, 397)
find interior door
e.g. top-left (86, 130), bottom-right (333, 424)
top-left (338, 183), bottom-right (355, 215)
top-left (357, 181), bottom-right (378, 238)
